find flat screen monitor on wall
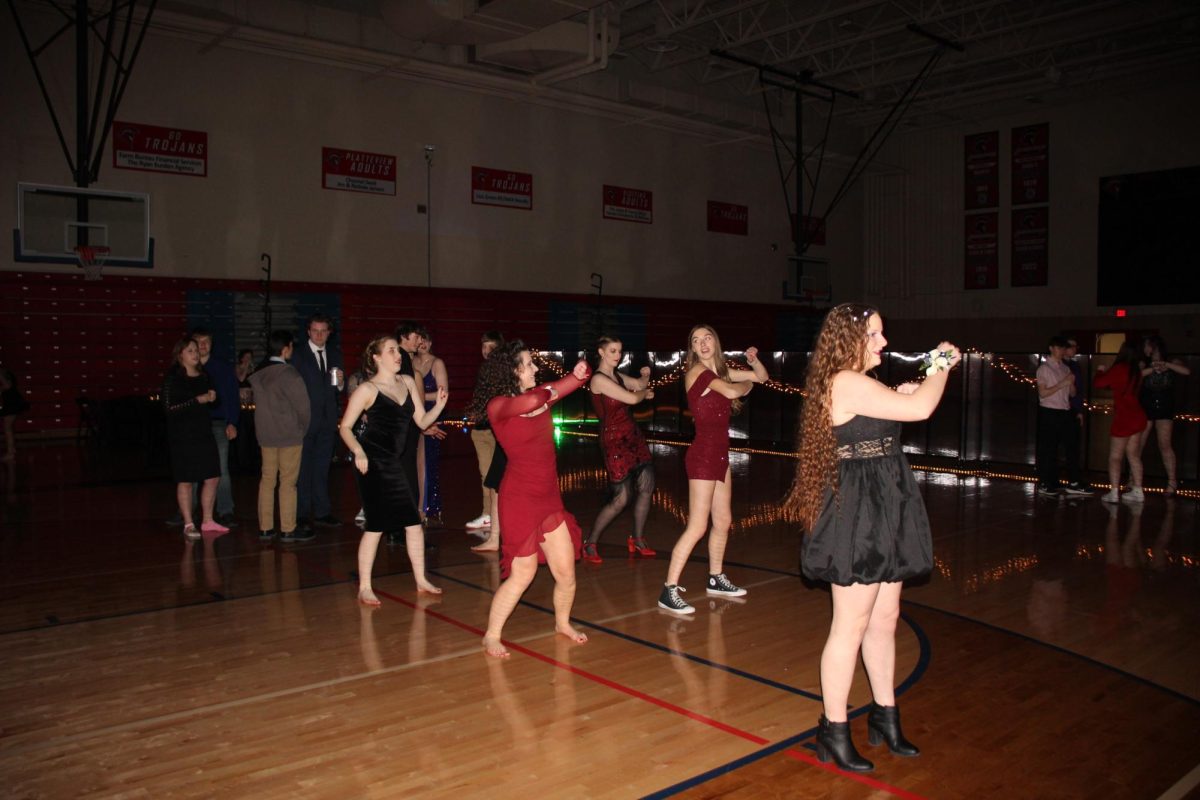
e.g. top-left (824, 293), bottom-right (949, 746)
top-left (1097, 165), bottom-right (1200, 306)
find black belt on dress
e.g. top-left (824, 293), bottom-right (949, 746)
top-left (836, 436), bottom-right (898, 460)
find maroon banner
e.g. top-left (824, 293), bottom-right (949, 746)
top-left (472, 166), bottom-right (533, 210)
top-left (965, 212), bottom-right (999, 290)
top-left (602, 184), bottom-right (652, 224)
top-left (790, 213), bottom-right (827, 246)
top-left (321, 147), bottom-right (396, 195)
top-left (112, 120), bottom-right (207, 177)
top-left (964, 131), bottom-right (999, 210)
top-left (1011, 206), bottom-right (1049, 286)
top-left (707, 201), bottom-right (748, 236)
top-left (1012, 123), bottom-right (1049, 205)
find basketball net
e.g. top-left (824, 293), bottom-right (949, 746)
top-left (74, 245), bottom-right (111, 281)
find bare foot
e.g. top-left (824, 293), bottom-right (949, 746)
top-left (416, 581), bottom-right (443, 595)
top-left (470, 534), bottom-right (499, 554)
top-left (358, 588), bottom-right (381, 607)
top-left (555, 624), bottom-right (588, 644)
top-left (482, 635), bottom-right (510, 658)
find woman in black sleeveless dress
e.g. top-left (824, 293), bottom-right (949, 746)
top-left (1137, 335), bottom-right (1190, 495)
top-left (340, 336), bottom-right (448, 605)
top-left (784, 303), bottom-right (959, 773)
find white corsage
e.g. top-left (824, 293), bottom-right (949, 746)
top-left (920, 349), bottom-right (954, 377)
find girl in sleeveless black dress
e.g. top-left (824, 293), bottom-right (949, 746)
top-left (340, 336), bottom-right (448, 605)
top-left (1137, 335), bottom-right (1191, 495)
top-left (785, 303), bottom-right (959, 773)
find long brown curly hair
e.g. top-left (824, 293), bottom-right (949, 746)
top-left (687, 324), bottom-right (744, 415)
top-left (464, 339), bottom-right (526, 422)
top-left (783, 303), bottom-right (877, 531)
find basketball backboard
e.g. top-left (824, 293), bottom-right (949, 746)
top-left (14, 182), bottom-right (153, 267)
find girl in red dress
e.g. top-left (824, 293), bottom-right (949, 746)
top-left (472, 341), bottom-right (591, 657)
top-left (1094, 339), bottom-right (1148, 504)
top-left (582, 335), bottom-right (657, 564)
top-left (658, 325), bottom-right (768, 614)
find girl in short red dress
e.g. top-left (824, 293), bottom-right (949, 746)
top-left (582, 335), bottom-right (657, 564)
top-left (470, 341), bottom-right (592, 657)
top-left (658, 325), bottom-right (767, 614)
top-left (1094, 339), bottom-right (1148, 503)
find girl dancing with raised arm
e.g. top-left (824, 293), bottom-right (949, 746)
top-left (470, 342), bottom-right (591, 657)
top-left (785, 303), bottom-right (958, 772)
top-left (582, 335), bottom-right (657, 563)
top-left (340, 337), bottom-right (448, 604)
top-left (658, 324), bottom-right (767, 614)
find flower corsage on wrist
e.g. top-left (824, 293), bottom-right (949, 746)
top-left (920, 349), bottom-right (955, 377)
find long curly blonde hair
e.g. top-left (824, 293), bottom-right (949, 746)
top-left (686, 324), bottom-right (744, 415)
top-left (783, 303), bottom-right (877, 531)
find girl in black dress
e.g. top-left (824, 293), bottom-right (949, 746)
top-left (163, 336), bottom-right (225, 538)
top-left (0, 363), bottom-right (29, 463)
top-left (1138, 335), bottom-right (1191, 495)
top-left (339, 336), bottom-right (448, 605)
top-left (784, 304), bottom-right (958, 772)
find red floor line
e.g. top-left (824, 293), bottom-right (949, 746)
top-left (371, 585), bottom-right (924, 798)
top-left (780, 748), bottom-right (929, 800)
top-left (306, 556), bottom-right (920, 798)
top-left (372, 587), bottom-right (769, 745)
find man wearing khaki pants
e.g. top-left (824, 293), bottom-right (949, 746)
top-left (466, 331), bottom-right (504, 537)
top-left (249, 331), bottom-right (311, 541)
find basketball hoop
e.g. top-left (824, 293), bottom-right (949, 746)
top-left (74, 245), bottom-right (111, 281)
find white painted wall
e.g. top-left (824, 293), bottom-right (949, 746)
top-left (0, 5), bottom-right (864, 306)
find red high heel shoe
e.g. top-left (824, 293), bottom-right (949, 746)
top-left (581, 542), bottom-right (603, 564)
top-left (627, 536), bottom-right (656, 557)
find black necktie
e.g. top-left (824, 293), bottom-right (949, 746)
top-left (318, 349), bottom-right (326, 374)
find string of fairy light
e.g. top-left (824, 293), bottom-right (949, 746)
top-left (529, 348), bottom-right (1199, 422)
top-left (548, 464), bottom-right (1197, 582)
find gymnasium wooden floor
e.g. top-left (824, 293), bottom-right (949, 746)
top-left (1, 435), bottom-right (1198, 799)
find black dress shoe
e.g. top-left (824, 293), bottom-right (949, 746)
top-left (164, 512), bottom-right (184, 526)
top-left (216, 513), bottom-right (240, 528)
top-left (259, 529), bottom-right (277, 541)
top-left (313, 514), bottom-right (342, 527)
top-left (279, 527), bottom-right (316, 542)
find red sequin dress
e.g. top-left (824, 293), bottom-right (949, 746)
top-left (590, 372), bottom-right (652, 483)
top-left (488, 372), bottom-right (588, 578)
top-left (1094, 362), bottom-right (1146, 437)
top-left (685, 368), bottom-right (731, 481)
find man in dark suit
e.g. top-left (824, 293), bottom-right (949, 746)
top-left (293, 312), bottom-right (344, 530)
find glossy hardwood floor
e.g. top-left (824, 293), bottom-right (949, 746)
top-left (0, 435), bottom-right (1197, 799)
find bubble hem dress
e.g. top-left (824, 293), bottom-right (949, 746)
top-left (800, 415), bottom-right (933, 586)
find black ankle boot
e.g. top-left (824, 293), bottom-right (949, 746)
top-left (815, 715), bottom-right (873, 772)
top-left (867, 703), bottom-right (920, 756)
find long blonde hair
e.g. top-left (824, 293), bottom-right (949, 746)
top-left (687, 324), bottom-right (744, 414)
top-left (783, 303), bottom-right (876, 530)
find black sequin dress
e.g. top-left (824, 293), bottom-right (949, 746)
top-left (801, 415), bottom-right (933, 586)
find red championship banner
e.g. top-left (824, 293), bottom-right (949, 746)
top-left (707, 200), bottom-right (748, 236)
top-left (964, 212), bottom-right (998, 289)
top-left (964, 131), bottom-right (999, 210)
top-left (1012, 123), bottom-right (1049, 205)
top-left (112, 120), bottom-right (207, 177)
top-left (1011, 206), bottom-right (1049, 287)
top-left (602, 184), bottom-right (652, 224)
top-left (321, 147), bottom-right (396, 195)
top-left (472, 166), bottom-right (533, 210)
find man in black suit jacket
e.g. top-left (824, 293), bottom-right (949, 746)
top-left (292, 312), bottom-right (344, 532)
